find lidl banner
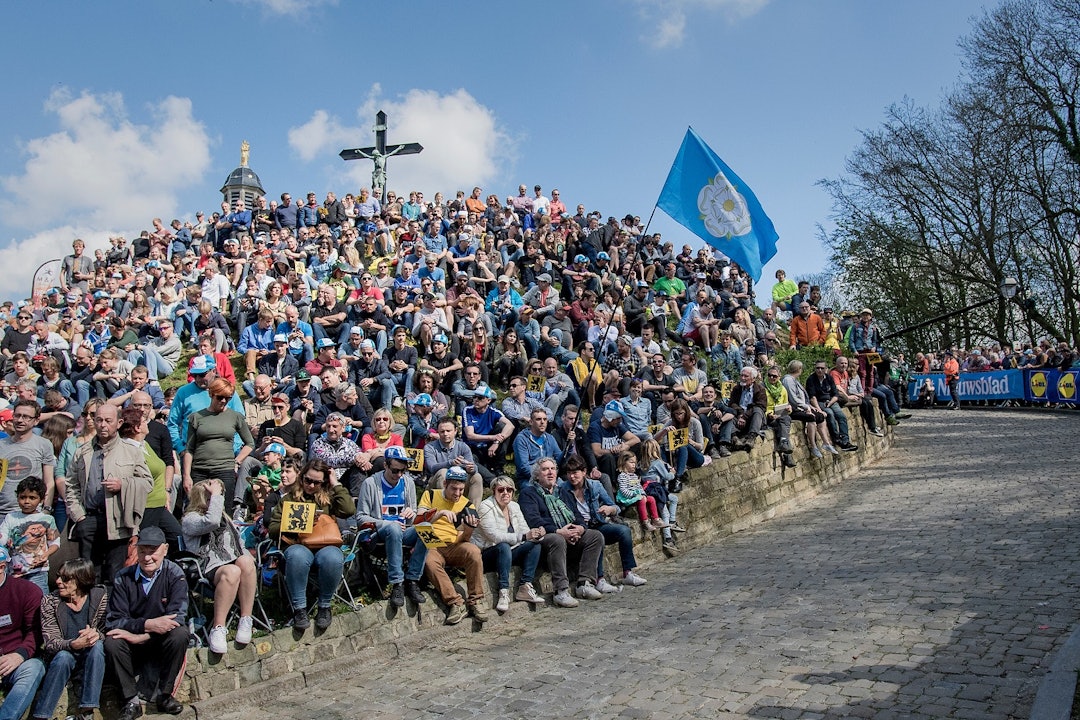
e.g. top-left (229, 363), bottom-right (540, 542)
top-left (908, 369), bottom-right (1079, 405)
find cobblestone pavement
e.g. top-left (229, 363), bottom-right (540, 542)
top-left (213, 410), bottom-right (1080, 719)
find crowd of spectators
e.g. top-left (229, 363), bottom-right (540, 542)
top-left (0, 181), bottom-right (916, 719)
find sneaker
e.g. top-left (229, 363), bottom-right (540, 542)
top-left (779, 438), bottom-right (794, 453)
top-left (292, 607), bottom-right (310, 630)
top-left (208, 625), bottom-right (228, 654)
top-left (235, 616), bottom-right (254, 645)
top-left (810, 446), bottom-right (823, 458)
top-left (515, 582), bottom-right (545, 604)
top-left (389, 582), bottom-right (405, 608)
top-left (823, 444), bottom-right (840, 455)
top-left (662, 540), bottom-right (679, 557)
top-left (119, 699), bottom-right (143, 720)
top-left (869, 428), bottom-right (884, 437)
top-left (708, 447), bottom-right (723, 459)
top-left (232, 506), bottom-right (248, 523)
top-left (576, 581), bottom-right (603, 601)
top-left (392, 396), bottom-right (404, 408)
top-left (885, 416), bottom-right (900, 426)
top-left (553, 589), bottom-right (579, 608)
top-left (595, 577), bottom-right (622, 594)
top-left (496, 589), bottom-right (510, 613)
top-left (701, 454), bottom-right (713, 466)
top-left (652, 519), bottom-right (671, 529)
top-left (717, 445), bottom-right (732, 457)
top-left (896, 412), bottom-right (912, 419)
top-left (670, 523), bottom-right (687, 533)
top-left (315, 606), bottom-right (332, 630)
top-left (445, 603), bottom-right (468, 625)
top-left (623, 571), bottom-right (647, 587)
top-left (642, 520), bottom-right (656, 532)
top-left (404, 579), bottom-right (426, 604)
top-left (841, 443), bottom-right (859, 452)
top-left (469, 603), bottom-right (489, 623)
top-left (782, 453), bottom-right (798, 468)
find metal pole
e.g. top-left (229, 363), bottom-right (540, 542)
top-left (882, 295), bottom-right (998, 341)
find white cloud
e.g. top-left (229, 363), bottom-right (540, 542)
top-left (636, 0), bottom-right (770, 48)
top-left (288, 86), bottom-right (515, 197)
top-left (0, 89), bottom-right (211, 300)
top-left (232, 0), bottom-right (337, 16)
top-left (0, 226), bottom-right (120, 301)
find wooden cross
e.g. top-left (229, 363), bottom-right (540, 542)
top-left (339, 110), bottom-right (423, 204)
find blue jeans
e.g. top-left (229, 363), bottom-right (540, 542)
top-left (283, 544), bottom-right (344, 609)
top-left (596, 521), bottom-right (637, 575)
top-left (0, 657), bottom-right (44, 720)
top-left (32, 643), bottom-right (105, 717)
top-left (366, 378), bottom-right (396, 412)
top-left (376, 523), bottom-right (428, 585)
top-left (128, 347), bottom-right (175, 381)
top-left (660, 494), bottom-right (680, 541)
top-left (671, 445), bottom-right (706, 477)
top-left (872, 385), bottom-right (899, 417)
top-left (480, 541), bottom-right (541, 589)
top-left (75, 379), bottom-right (92, 407)
top-left (391, 369), bottom-right (415, 398)
top-left (821, 404), bottom-right (850, 445)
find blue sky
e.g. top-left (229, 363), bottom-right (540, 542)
top-left (0, 0), bottom-right (991, 302)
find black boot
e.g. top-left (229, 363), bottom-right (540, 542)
top-left (404, 579), bottom-right (426, 604)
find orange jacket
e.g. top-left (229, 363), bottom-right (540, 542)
top-left (789, 313), bottom-right (826, 348)
top-left (943, 357), bottom-right (959, 381)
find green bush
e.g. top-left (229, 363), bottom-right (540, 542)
top-left (772, 346), bottom-right (853, 384)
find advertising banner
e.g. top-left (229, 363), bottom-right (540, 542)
top-left (907, 370), bottom-right (1024, 402)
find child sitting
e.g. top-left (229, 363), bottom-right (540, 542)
top-left (0, 477), bottom-right (61, 592)
top-left (641, 439), bottom-right (684, 553)
top-left (615, 451), bottom-right (668, 532)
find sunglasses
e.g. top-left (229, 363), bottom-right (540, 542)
top-left (494, 487), bottom-right (514, 494)
top-left (302, 477), bottom-right (326, 486)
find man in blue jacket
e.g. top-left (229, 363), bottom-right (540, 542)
top-left (104, 526), bottom-right (189, 719)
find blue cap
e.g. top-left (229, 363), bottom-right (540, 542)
top-left (316, 338), bottom-right (336, 349)
top-left (413, 393), bottom-right (433, 406)
top-left (273, 333), bottom-right (288, 344)
top-left (433, 334), bottom-right (449, 345)
top-left (189, 354), bottom-right (217, 375)
top-left (384, 446), bottom-right (409, 462)
top-left (477, 385), bottom-right (497, 399)
top-left (147, 260), bottom-right (161, 269)
top-left (265, 442), bottom-right (286, 457)
top-left (446, 465), bottom-right (468, 482)
top-left (93, 291), bottom-right (110, 300)
top-left (597, 252), bottom-right (610, 261)
top-left (574, 254), bottom-right (588, 264)
top-left (635, 280), bottom-right (649, 288)
top-left (0, 547), bottom-right (9, 564)
top-left (602, 400), bottom-right (626, 420)
top-left (362, 222), bottom-right (377, 233)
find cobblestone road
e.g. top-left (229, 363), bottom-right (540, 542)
top-left (213, 410), bottom-right (1080, 719)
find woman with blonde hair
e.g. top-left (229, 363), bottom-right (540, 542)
top-left (182, 478), bottom-right (258, 654)
top-left (182, 377), bottom-right (255, 508)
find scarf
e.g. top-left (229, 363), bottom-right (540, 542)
top-left (538, 483), bottom-right (575, 528)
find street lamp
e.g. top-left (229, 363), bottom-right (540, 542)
top-left (883, 277), bottom-right (1020, 341)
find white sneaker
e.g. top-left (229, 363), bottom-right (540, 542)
top-left (495, 588), bottom-right (510, 613)
top-left (553, 590), bottom-right (579, 608)
top-left (235, 616), bottom-right (254, 645)
top-left (576, 581), bottom-right (603, 601)
top-left (823, 444), bottom-right (840, 455)
top-left (392, 396), bottom-right (404, 408)
top-left (208, 625), bottom-right (228, 654)
top-left (701, 455), bottom-right (713, 466)
top-left (623, 571), bottom-right (648, 587)
top-left (595, 577), bottom-right (622, 594)
top-left (514, 582), bottom-right (545, 604)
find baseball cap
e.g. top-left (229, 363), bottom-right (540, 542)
top-left (413, 393), bottom-right (433, 407)
top-left (296, 369), bottom-right (312, 381)
top-left (136, 526), bottom-right (168, 547)
top-left (384, 446), bottom-right (409, 463)
top-left (497, 275), bottom-right (511, 283)
top-left (359, 339), bottom-right (376, 351)
top-left (477, 385), bottom-right (497, 399)
top-left (537, 273), bottom-right (552, 283)
top-left (574, 254), bottom-right (588, 264)
top-left (0, 547), bottom-right (10, 564)
top-left (597, 252), bottom-right (610, 261)
top-left (349, 326), bottom-right (364, 336)
top-left (273, 333), bottom-right (288, 343)
top-left (265, 442), bottom-right (286, 457)
top-left (602, 400), bottom-right (626, 421)
top-left (433, 334), bottom-right (449, 345)
top-left (271, 393), bottom-right (290, 404)
top-left (189, 354), bottom-right (216, 374)
top-left (93, 290), bottom-right (110, 300)
top-left (446, 466), bottom-right (468, 482)
top-left (316, 338), bottom-right (336, 349)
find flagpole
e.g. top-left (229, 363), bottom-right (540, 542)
top-left (640, 205), bottom-right (659, 239)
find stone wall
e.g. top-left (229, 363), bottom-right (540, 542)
top-left (69, 412), bottom-right (893, 716)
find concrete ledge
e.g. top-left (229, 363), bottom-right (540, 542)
top-left (1029, 623), bottom-right (1080, 720)
top-left (64, 408), bottom-right (895, 716)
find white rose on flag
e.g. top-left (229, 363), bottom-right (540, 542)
top-left (697, 173), bottom-right (752, 239)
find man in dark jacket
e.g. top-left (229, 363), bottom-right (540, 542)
top-left (104, 526), bottom-right (189, 719)
top-left (518, 457), bottom-right (604, 608)
top-left (727, 366), bottom-right (767, 450)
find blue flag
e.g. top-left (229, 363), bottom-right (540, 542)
top-left (657, 127), bottom-right (778, 282)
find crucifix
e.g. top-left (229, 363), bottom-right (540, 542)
top-left (339, 110), bottom-right (423, 205)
